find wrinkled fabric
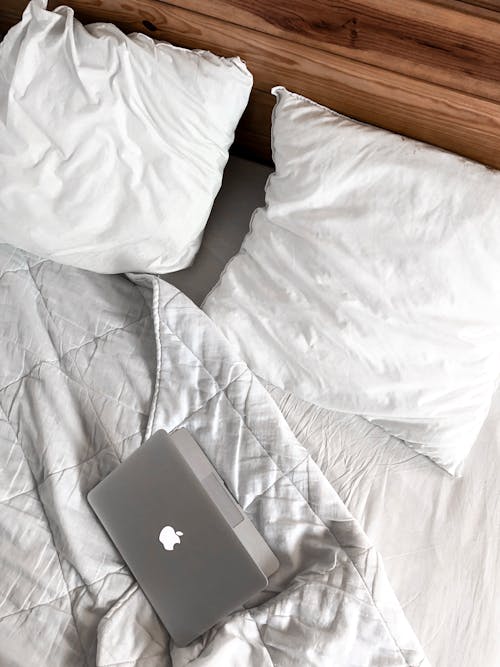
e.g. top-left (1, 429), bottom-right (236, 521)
top-left (0, 244), bottom-right (428, 666)
top-left (0, 0), bottom-right (252, 273)
top-left (203, 86), bottom-right (500, 475)
top-left (267, 382), bottom-right (500, 667)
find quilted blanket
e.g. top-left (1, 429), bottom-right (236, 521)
top-left (0, 244), bottom-right (429, 666)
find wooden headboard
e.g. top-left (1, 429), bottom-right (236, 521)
top-left (2, 0), bottom-right (500, 167)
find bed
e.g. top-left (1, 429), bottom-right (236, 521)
top-left (1, 2), bottom-right (499, 666)
top-left (171, 155), bottom-right (500, 667)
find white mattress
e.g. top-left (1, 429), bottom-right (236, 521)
top-left (165, 155), bottom-right (500, 667)
top-left (165, 155), bottom-right (272, 306)
top-left (267, 383), bottom-right (500, 667)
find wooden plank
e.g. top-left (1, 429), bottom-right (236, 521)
top-left (153, 0), bottom-right (500, 102)
top-left (0, 0), bottom-right (26, 35)
top-left (41, 0), bottom-right (500, 168)
top-left (431, 0), bottom-right (500, 20)
top-left (453, 0), bottom-right (500, 11)
top-left (233, 89), bottom-right (273, 163)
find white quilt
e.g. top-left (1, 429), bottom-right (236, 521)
top-left (0, 244), bottom-right (428, 666)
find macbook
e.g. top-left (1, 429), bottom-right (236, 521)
top-left (88, 429), bottom-right (279, 647)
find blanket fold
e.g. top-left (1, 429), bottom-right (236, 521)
top-left (0, 245), bottom-right (429, 666)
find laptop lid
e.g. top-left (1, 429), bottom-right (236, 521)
top-left (168, 429), bottom-right (280, 579)
top-left (88, 430), bottom-right (268, 647)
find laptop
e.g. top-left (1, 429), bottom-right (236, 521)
top-left (88, 429), bottom-right (279, 647)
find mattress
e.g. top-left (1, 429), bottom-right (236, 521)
top-left (267, 384), bottom-right (500, 667)
top-left (169, 155), bottom-right (500, 667)
top-left (165, 155), bottom-right (272, 305)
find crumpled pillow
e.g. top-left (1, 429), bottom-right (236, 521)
top-left (204, 87), bottom-right (500, 475)
top-left (0, 0), bottom-right (252, 273)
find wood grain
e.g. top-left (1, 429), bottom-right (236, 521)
top-left (0, 0), bottom-right (27, 34)
top-left (159, 0), bottom-right (500, 102)
top-left (2, 0), bottom-right (500, 167)
top-left (434, 0), bottom-right (500, 17)
top-left (453, 0), bottom-right (500, 12)
top-left (232, 89), bottom-right (273, 163)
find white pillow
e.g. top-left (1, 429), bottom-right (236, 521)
top-left (0, 0), bottom-right (252, 273)
top-left (204, 87), bottom-right (500, 475)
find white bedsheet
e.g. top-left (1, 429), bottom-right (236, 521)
top-left (267, 383), bottom-right (500, 667)
top-left (166, 154), bottom-right (499, 666)
top-left (166, 155), bottom-right (271, 306)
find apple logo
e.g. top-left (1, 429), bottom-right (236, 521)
top-left (159, 525), bottom-right (183, 551)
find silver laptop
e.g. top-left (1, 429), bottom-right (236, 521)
top-left (88, 429), bottom-right (279, 647)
